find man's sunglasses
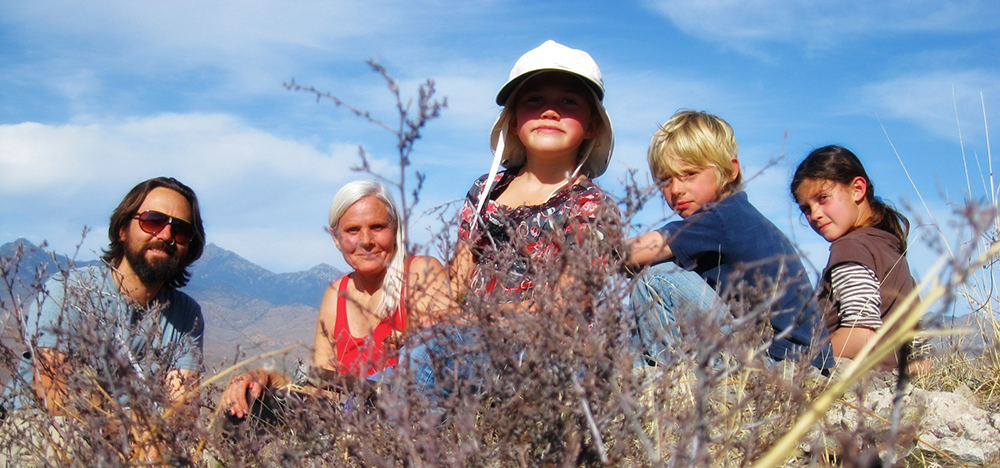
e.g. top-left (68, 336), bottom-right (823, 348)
top-left (133, 211), bottom-right (196, 245)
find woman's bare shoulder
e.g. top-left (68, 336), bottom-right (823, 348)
top-left (318, 275), bottom-right (348, 314)
top-left (407, 255), bottom-right (445, 274)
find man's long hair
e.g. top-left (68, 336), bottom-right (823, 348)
top-left (102, 177), bottom-right (206, 288)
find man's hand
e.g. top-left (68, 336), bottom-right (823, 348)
top-left (165, 368), bottom-right (199, 403)
top-left (32, 348), bottom-right (73, 415)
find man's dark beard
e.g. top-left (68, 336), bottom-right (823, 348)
top-left (124, 240), bottom-right (183, 285)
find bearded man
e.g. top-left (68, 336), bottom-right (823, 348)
top-left (26, 177), bottom-right (206, 414)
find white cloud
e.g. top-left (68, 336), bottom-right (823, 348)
top-left (1, 0), bottom-right (507, 99)
top-left (855, 70), bottom-right (999, 140)
top-left (0, 113), bottom-right (352, 197)
top-left (643, 0), bottom-right (1000, 52)
top-left (5, 1), bottom-right (401, 59)
top-left (0, 113), bottom-right (380, 271)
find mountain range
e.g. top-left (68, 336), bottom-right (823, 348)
top-left (0, 238), bottom-right (341, 370)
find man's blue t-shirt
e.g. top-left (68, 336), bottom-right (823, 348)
top-left (6, 266), bottom-right (204, 409)
top-left (658, 191), bottom-right (833, 368)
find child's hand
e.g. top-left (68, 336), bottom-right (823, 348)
top-left (383, 330), bottom-right (404, 358)
top-left (628, 231), bottom-right (673, 266)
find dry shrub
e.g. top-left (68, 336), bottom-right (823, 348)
top-left (201, 213), bottom-right (838, 467)
top-left (0, 195), bottom-right (844, 467)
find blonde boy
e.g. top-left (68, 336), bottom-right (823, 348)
top-left (629, 110), bottom-right (831, 369)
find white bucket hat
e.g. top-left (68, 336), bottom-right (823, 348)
top-left (476, 40), bottom-right (615, 215)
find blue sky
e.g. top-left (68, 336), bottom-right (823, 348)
top-left (1, 0), bottom-right (997, 288)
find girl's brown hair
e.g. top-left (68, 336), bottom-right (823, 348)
top-left (791, 145), bottom-right (909, 252)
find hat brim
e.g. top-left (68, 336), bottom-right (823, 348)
top-left (495, 69), bottom-right (605, 106)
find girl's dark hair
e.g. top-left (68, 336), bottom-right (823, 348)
top-left (791, 145), bottom-right (909, 253)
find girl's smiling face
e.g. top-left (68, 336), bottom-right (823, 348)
top-left (511, 72), bottom-right (597, 161)
top-left (794, 177), bottom-right (869, 242)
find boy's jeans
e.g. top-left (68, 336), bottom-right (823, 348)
top-left (630, 262), bottom-right (729, 367)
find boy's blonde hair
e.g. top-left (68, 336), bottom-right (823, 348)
top-left (648, 110), bottom-right (742, 197)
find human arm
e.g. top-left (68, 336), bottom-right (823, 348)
top-left (311, 283), bottom-right (341, 372)
top-left (32, 349), bottom-right (187, 415)
top-left (631, 210), bottom-right (724, 272)
top-left (828, 262), bottom-right (930, 374)
top-left (628, 231), bottom-right (674, 267)
top-left (828, 262), bottom-right (884, 362)
top-left (406, 255), bottom-right (458, 326)
top-left (450, 174), bottom-right (491, 305)
top-left (27, 274), bottom-right (91, 415)
top-left (830, 327), bottom-right (930, 374)
top-left (165, 296), bottom-right (204, 403)
top-left (220, 281), bottom-right (343, 418)
top-left (164, 369), bottom-right (199, 403)
top-left (449, 242), bottom-right (475, 305)
top-left (219, 316), bottom-right (290, 416)
top-left (129, 368), bottom-right (200, 462)
top-left (31, 334), bottom-right (199, 417)
top-left (829, 326), bottom-right (878, 362)
top-left (31, 348), bottom-right (75, 415)
top-left (220, 283), bottom-right (342, 418)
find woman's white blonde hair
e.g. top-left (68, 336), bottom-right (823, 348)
top-left (328, 180), bottom-right (406, 319)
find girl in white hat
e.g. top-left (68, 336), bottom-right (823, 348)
top-left (452, 40), bottom-right (622, 307)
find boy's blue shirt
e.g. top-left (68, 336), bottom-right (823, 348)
top-left (657, 191), bottom-right (833, 368)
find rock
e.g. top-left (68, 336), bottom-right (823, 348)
top-left (915, 390), bottom-right (1000, 466)
top-left (953, 383), bottom-right (980, 408)
top-left (811, 378), bottom-right (999, 466)
top-left (804, 379), bottom-right (921, 460)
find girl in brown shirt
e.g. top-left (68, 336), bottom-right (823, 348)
top-left (792, 145), bottom-right (929, 374)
